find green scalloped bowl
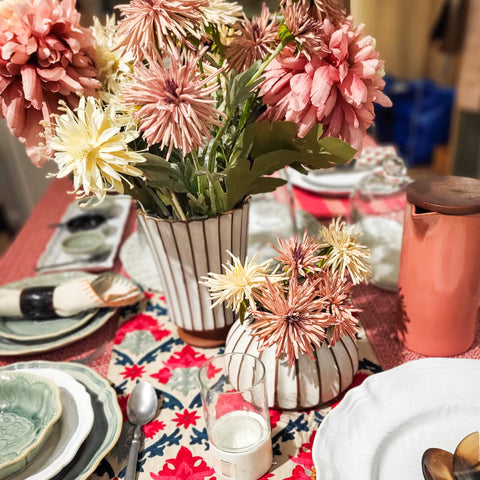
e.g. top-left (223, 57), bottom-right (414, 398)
top-left (0, 372), bottom-right (62, 479)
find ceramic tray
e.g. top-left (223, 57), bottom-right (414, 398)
top-left (36, 195), bottom-right (131, 273)
top-left (1, 361), bottom-right (122, 480)
top-left (312, 358), bottom-right (480, 480)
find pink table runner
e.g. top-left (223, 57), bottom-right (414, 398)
top-left (0, 178), bottom-right (137, 376)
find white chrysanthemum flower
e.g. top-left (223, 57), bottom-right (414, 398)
top-left (201, 0), bottom-right (243, 28)
top-left (91, 15), bottom-right (135, 96)
top-left (200, 252), bottom-right (283, 313)
top-left (319, 218), bottom-right (372, 284)
top-left (49, 96), bottom-right (145, 202)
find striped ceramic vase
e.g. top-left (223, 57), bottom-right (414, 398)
top-left (225, 319), bottom-right (359, 410)
top-left (136, 199), bottom-right (250, 347)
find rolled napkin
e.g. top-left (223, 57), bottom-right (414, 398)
top-left (0, 273), bottom-right (144, 319)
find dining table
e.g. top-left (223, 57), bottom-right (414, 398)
top-left (2, 174), bottom-right (480, 480)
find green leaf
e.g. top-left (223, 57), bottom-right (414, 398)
top-left (222, 120), bottom-right (356, 210)
top-left (228, 61), bottom-right (263, 111)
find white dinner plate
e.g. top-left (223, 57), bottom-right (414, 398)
top-left (287, 166), bottom-right (376, 196)
top-left (120, 231), bottom-right (163, 292)
top-left (1, 361), bottom-right (123, 480)
top-left (312, 358), bottom-right (480, 480)
top-left (5, 368), bottom-right (94, 480)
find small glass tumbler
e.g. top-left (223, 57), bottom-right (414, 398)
top-left (198, 353), bottom-right (272, 480)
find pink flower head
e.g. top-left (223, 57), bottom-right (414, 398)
top-left (0, 0), bottom-right (99, 166)
top-left (259, 18), bottom-right (392, 151)
top-left (317, 271), bottom-right (360, 344)
top-left (115, 0), bottom-right (208, 61)
top-left (121, 49), bottom-right (224, 159)
top-left (249, 276), bottom-right (329, 367)
top-left (273, 231), bottom-right (324, 277)
top-left (225, 3), bottom-right (278, 73)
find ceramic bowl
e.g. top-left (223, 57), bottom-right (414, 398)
top-left (61, 230), bottom-right (105, 255)
top-left (0, 372), bottom-right (63, 479)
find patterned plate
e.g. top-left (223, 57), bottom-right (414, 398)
top-left (1, 361), bottom-right (122, 480)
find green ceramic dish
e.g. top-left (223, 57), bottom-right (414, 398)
top-left (1, 361), bottom-right (123, 480)
top-left (0, 372), bottom-right (62, 479)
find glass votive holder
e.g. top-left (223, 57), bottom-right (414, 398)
top-left (198, 353), bottom-right (272, 480)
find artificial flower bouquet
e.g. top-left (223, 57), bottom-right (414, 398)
top-left (0, 0), bottom-right (390, 220)
top-left (202, 218), bottom-right (371, 366)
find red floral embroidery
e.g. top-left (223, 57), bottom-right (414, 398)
top-left (114, 313), bottom-right (171, 344)
top-left (215, 391), bottom-right (255, 418)
top-left (151, 367), bottom-right (173, 384)
top-left (259, 473), bottom-right (274, 479)
top-left (164, 345), bottom-right (210, 369)
top-left (173, 409), bottom-right (201, 429)
top-left (331, 372), bottom-right (369, 409)
top-left (121, 364), bottom-right (146, 380)
top-left (284, 464), bottom-right (311, 480)
top-left (150, 445), bottom-right (215, 480)
top-left (144, 419), bottom-right (166, 439)
top-left (269, 409), bottom-right (282, 429)
top-left (290, 431), bottom-right (316, 470)
top-left (206, 362), bottom-right (222, 379)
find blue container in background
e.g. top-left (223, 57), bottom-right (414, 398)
top-left (374, 76), bottom-right (455, 166)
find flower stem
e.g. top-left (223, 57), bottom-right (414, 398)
top-left (169, 191), bottom-right (188, 221)
top-left (247, 42), bottom-right (284, 86)
top-left (208, 118), bottom-right (230, 172)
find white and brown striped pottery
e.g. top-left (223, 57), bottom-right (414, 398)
top-left (225, 319), bottom-right (358, 410)
top-left (136, 199), bottom-right (250, 347)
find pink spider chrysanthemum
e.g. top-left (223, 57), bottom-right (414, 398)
top-left (115, 0), bottom-right (208, 61)
top-left (280, 0), bottom-right (325, 58)
top-left (225, 3), bottom-right (278, 73)
top-left (273, 231), bottom-right (324, 277)
top-left (259, 18), bottom-right (392, 151)
top-left (317, 271), bottom-right (360, 344)
top-left (249, 276), bottom-right (330, 367)
top-left (0, 0), bottom-right (100, 166)
top-left (121, 50), bottom-right (224, 159)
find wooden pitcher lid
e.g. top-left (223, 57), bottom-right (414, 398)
top-left (407, 175), bottom-right (480, 215)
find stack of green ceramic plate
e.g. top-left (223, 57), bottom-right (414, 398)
top-left (0, 361), bottom-right (122, 480)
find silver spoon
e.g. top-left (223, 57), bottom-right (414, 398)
top-left (125, 381), bottom-right (158, 480)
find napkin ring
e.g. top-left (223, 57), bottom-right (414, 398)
top-left (20, 286), bottom-right (59, 319)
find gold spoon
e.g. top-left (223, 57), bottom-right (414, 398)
top-left (422, 448), bottom-right (455, 480)
top-left (453, 431), bottom-right (480, 480)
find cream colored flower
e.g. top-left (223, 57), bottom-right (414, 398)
top-left (319, 218), bottom-right (371, 284)
top-left (49, 96), bottom-right (145, 202)
top-left (201, 0), bottom-right (243, 28)
top-left (91, 15), bottom-right (135, 96)
top-left (200, 252), bottom-right (283, 313)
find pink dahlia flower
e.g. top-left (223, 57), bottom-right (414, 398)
top-left (0, 0), bottom-right (99, 166)
top-left (121, 50), bottom-right (224, 159)
top-left (259, 19), bottom-right (392, 151)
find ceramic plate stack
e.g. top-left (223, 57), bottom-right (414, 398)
top-left (0, 361), bottom-right (122, 480)
top-left (0, 272), bottom-right (117, 356)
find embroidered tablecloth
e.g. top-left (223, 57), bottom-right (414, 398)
top-left (88, 292), bottom-right (381, 480)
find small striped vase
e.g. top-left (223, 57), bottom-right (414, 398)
top-left (225, 319), bottom-right (359, 410)
top-left (136, 199), bottom-right (250, 347)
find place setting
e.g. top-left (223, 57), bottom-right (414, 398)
top-left (0, 360), bottom-right (123, 480)
top-left (0, 271), bottom-right (143, 356)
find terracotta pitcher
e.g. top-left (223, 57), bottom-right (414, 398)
top-left (396, 175), bottom-right (480, 356)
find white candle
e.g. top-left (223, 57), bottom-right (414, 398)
top-left (210, 410), bottom-right (272, 480)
